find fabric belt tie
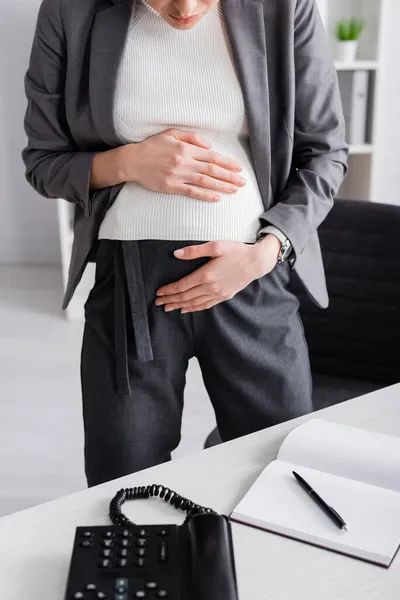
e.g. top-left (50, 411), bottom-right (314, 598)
top-left (114, 241), bottom-right (154, 395)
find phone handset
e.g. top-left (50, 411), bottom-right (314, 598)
top-left (186, 513), bottom-right (239, 600)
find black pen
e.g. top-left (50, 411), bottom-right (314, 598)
top-left (292, 471), bottom-right (347, 531)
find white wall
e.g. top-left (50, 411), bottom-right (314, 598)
top-left (371, 0), bottom-right (400, 204)
top-left (0, 0), bottom-right (61, 265)
top-left (316, 0), bottom-right (329, 28)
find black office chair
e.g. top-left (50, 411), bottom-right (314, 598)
top-left (205, 199), bottom-right (400, 449)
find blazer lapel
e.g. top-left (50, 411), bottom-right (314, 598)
top-left (221, 0), bottom-right (271, 207)
top-left (89, 0), bottom-right (271, 206)
top-left (90, 0), bottom-right (135, 146)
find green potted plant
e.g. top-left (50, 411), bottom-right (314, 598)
top-left (335, 18), bottom-right (365, 63)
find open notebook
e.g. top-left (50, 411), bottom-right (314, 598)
top-left (231, 419), bottom-right (400, 567)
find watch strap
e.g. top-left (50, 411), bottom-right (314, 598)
top-left (257, 225), bottom-right (293, 263)
top-left (257, 225), bottom-right (288, 246)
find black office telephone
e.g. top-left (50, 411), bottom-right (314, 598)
top-left (64, 485), bottom-right (239, 600)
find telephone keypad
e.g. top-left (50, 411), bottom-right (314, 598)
top-left (65, 525), bottom-right (176, 600)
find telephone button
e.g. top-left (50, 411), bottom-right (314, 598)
top-left (116, 579), bottom-right (128, 590)
top-left (145, 583), bottom-right (157, 590)
top-left (102, 540), bottom-right (115, 548)
top-left (156, 530), bottom-right (170, 536)
top-left (134, 558), bottom-right (145, 568)
top-left (136, 548), bottom-right (146, 557)
top-left (80, 540), bottom-right (93, 548)
top-left (135, 592), bottom-right (146, 598)
top-left (73, 593), bottom-right (84, 599)
top-left (137, 529), bottom-right (148, 537)
top-left (86, 584), bottom-right (97, 591)
top-left (118, 549), bottom-right (129, 557)
top-left (120, 529), bottom-right (132, 538)
top-left (157, 591), bottom-right (168, 598)
top-left (101, 549), bottom-right (113, 558)
top-left (116, 558), bottom-right (129, 568)
top-left (159, 542), bottom-right (167, 562)
top-left (96, 594), bottom-right (107, 599)
top-left (99, 559), bottom-right (112, 568)
top-left (102, 531), bottom-right (115, 539)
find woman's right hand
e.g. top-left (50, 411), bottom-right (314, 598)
top-left (122, 128), bottom-right (247, 202)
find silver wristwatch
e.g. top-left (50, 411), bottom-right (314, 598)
top-left (276, 238), bottom-right (293, 263)
top-left (256, 226), bottom-right (293, 264)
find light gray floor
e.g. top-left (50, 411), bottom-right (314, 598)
top-left (0, 265), bottom-right (216, 517)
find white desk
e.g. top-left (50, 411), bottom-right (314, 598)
top-left (1, 383), bottom-right (400, 600)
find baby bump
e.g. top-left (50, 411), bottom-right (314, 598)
top-left (98, 132), bottom-right (265, 243)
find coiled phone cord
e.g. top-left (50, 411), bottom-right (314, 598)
top-left (109, 484), bottom-right (217, 526)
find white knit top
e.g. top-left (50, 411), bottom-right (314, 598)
top-left (98, 0), bottom-right (266, 243)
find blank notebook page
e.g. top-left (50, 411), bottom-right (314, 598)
top-left (232, 460), bottom-right (400, 566)
top-left (277, 419), bottom-right (400, 492)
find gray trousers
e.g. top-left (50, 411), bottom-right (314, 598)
top-left (81, 240), bottom-right (313, 487)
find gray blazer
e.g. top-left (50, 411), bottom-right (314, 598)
top-left (22, 0), bottom-right (348, 310)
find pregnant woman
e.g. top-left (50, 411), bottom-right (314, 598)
top-left (22, 0), bottom-right (347, 487)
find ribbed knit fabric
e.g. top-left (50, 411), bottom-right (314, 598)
top-left (98, 0), bottom-right (265, 243)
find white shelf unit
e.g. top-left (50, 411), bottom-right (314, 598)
top-left (58, 0), bottom-right (392, 319)
top-left (334, 60), bottom-right (379, 70)
top-left (317, 0), bottom-right (385, 202)
top-left (349, 144), bottom-right (375, 154)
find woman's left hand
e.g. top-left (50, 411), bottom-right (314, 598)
top-left (155, 236), bottom-right (281, 313)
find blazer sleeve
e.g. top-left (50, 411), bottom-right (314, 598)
top-left (21, 0), bottom-right (97, 218)
top-left (259, 0), bottom-right (348, 259)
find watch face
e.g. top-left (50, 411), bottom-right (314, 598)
top-left (279, 242), bottom-right (292, 263)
